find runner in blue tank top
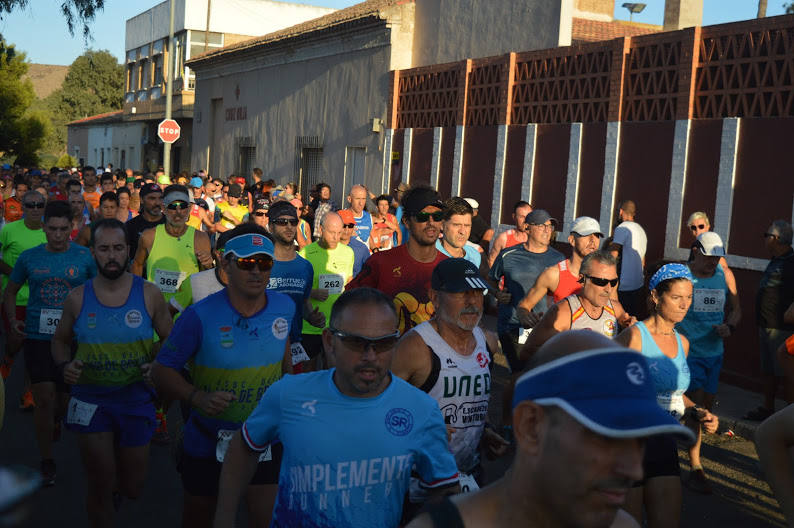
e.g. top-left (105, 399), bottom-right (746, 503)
top-left (4, 200), bottom-right (96, 486)
top-left (213, 288), bottom-right (459, 528)
top-left (152, 227), bottom-right (294, 528)
top-left (617, 262), bottom-right (720, 526)
top-left (53, 218), bottom-right (173, 526)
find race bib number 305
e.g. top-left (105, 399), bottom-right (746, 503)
top-left (319, 273), bottom-right (344, 295)
top-left (39, 308), bottom-right (63, 335)
top-left (693, 288), bottom-right (725, 313)
top-left (154, 269), bottom-right (188, 294)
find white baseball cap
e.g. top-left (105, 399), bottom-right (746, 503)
top-left (464, 198), bottom-right (479, 210)
top-left (571, 216), bottom-right (603, 237)
top-left (696, 231), bottom-right (725, 257)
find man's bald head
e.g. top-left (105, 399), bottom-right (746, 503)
top-left (526, 330), bottom-right (616, 371)
top-left (348, 185), bottom-right (367, 214)
top-left (320, 211), bottom-right (343, 249)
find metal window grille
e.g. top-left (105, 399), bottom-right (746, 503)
top-left (237, 137), bottom-right (256, 185)
top-left (295, 136), bottom-right (323, 196)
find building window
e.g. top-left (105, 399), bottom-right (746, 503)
top-left (344, 147), bottom-right (366, 194)
top-left (295, 136), bottom-right (324, 199)
top-left (140, 58), bottom-right (150, 90)
top-left (237, 138), bottom-right (255, 185)
top-left (153, 55), bottom-right (163, 87)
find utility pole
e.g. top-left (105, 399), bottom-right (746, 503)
top-left (204, 0), bottom-right (211, 53)
top-left (758, 0), bottom-right (767, 17)
top-left (163, 0), bottom-right (176, 178)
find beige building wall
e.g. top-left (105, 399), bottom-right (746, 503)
top-left (67, 127), bottom-right (88, 165)
top-left (412, 0), bottom-right (571, 67)
top-left (191, 24), bottom-right (394, 203)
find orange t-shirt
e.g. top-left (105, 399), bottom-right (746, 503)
top-left (83, 190), bottom-right (100, 209)
top-left (4, 197), bottom-right (22, 223)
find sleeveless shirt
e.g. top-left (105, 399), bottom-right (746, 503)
top-left (566, 294), bottom-right (618, 338)
top-left (552, 259), bottom-right (582, 302)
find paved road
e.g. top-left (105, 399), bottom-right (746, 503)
top-left (0, 352), bottom-right (786, 526)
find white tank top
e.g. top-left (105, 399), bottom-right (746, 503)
top-left (414, 321), bottom-right (491, 473)
top-left (565, 294), bottom-right (618, 337)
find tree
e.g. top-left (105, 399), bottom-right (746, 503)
top-left (787, 2), bottom-right (794, 14)
top-left (0, 0), bottom-right (104, 38)
top-left (56, 153), bottom-right (77, 167)
top-left (0, 37), bottom-right (48, 165)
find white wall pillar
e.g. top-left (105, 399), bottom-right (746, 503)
top-left (559, 122), bottom-right (582, 242)
top-left (450, 125), bottom-right (465, 197)
top-left (664, 119), bottom-right (692, 260)
top-left (599, 121), bottom-right (621, 236)
top-left (521, 124), bottom-right (538, 205)
top-left (491, 125), bottom-right (509, 230)
top-left (402, 128), bottom-right (413, 186)
top-left (714, 117), bottom-right (740, 250)
top-left (381, 128), bottom-right (394, 195)
top-left (430, 127), bottom-right (442, 190)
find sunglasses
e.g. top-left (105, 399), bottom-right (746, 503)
top-left (273, 218), bottom-right (299, 226)
top-left (413, 211), bottom-right (444, 223)
top-left (342, 222), bottom-right (356, 229)
top-left (166, 201), bottom-right (189, 211)
top-left (253, 211), bottom-right (268, 217)
top-left (24, 202), bottom-right (45, 208)
top-left (230, 256), bottom-right (273, 272)
top-left (327, 327), bottom-right (401, 354)
top-left (585, 275), bottom-right (619, 287)
top-left (690, 224), bottom-right (706, 231)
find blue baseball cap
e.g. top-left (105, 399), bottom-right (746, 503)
top-left (224, 233), bottom-right (274, 259)
top-left (513, 347), bottom-right (696, 443)
top-left (189, 176), bottom-right (204, 188)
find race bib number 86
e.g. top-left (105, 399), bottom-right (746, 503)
top-left (693, 288), bottom-right (725, 313)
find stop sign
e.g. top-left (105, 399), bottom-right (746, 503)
top-left (157, 119), bottom-right (181, 144)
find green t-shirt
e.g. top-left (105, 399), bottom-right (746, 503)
top-left (0, 220), bottom-right (47, 306)
top-left (299, 241), bottom-right (355, 335)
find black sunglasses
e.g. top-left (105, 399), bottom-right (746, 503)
top-left (273, 218), bottom-right (299, 226)
top-left (230, 256), bottom-right (273, 272)
top-left (327, 327), bottom-right (401, 354)
top-left (342, 222), bottom-right (356, 229)
top-left (253, 211), bottom-right (268, 217)
top-left (585, 275), bottom-right (619, 287)
top-left (413, 211), bottom-right (444, 223)
top-left (24, 202), bottom-right (45, 208)
top-left (166, 201), bottom-right (189, 211)
top-left (690, 224), bottom-right (705, 231)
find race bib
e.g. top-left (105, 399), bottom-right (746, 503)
top-left (39, 308), bottom-right (63, 335)
top-left (459, 472), bottom-right (480, 493)
top-left (656, 391), bottom-right (686, 420)
top-left (693, 288), bottom-right (725, 313)
top-left (216, 429), bottom-right (272, 463)
top-left (155, 269), bottom-right (188, 294)
top-left (517, 327), bottom-right (532, 345)
top-left (290, 342), bottom-right (311, 365)
top-left (66, 398), bottom-right (98, 426)
top-left (319, 273), bottom-right (344, 295)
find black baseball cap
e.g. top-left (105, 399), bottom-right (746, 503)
top-left (431, 258), bottom-right (489, 292)
top-left (402, 187), bottom-right (443, 215)
top-left (267, 200), bottom-right (297, 219)
top-left (228, 184), bottom-right (243, 198)
top-left (139, 183), bottom-right (162, 198)
top-left (525, 209), bottom-right (557, 226)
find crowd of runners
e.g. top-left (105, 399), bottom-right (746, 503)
top-left (0, 163), bottom-right (793, 528)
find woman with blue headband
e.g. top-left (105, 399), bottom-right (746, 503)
top-left (616, 262), bottom-right (719, 528)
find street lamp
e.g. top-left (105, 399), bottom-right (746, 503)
top-left (622, 2), bottom-right (646, 22)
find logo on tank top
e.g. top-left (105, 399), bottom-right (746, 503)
top-left (445, 357), bottom-right (457, 368)
top-left (65, 265), bottom-right (79, 278)
top-left (272, 317), bottom-right (289, 340)
top-left (626, 362), bottom-right (646, 385)
top-left (125, 309), bottom-right (143, 328)
top-left (87, 312), bottom-right (97, 329)
top-left (603, 319), bottom-right (616, 337)
top-left (385, 408), bottom-right (413, 436)
top-left (476, 351), bottom-right (489, 368)
top-left (219, 326), bottom-right (233, 348)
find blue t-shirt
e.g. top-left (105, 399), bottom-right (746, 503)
top-left (10, 243), bottom-right (96, 341)
top-left (268, 255), bottom-right (313, 342)
top-left (157, 289), bottom-right (295, 458)
top-left (676, 265), bottom-right (730, 358)
top-left (435, 239), bottom-right (482, 268)
top-left (488, 245), bottom-right (564, 333)
top-left (353, 210), bottom-right (373, 247)
top-left (347, 237), bottom-right (371, 277)
top-left (242, 370), bottom-right (459, 528)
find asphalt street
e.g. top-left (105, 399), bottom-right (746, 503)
top-left (0, 348), bottom-right (787, 527)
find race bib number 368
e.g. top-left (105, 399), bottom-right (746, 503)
top-left (154, 269), bottom-right (187, 294)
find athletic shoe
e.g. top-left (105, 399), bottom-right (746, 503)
top-left (41, 459), bottom-right (56, 487)
top-left (19, 390), bottom-right (35, 412)
top-left (685, 468), bottom-right (713, 495)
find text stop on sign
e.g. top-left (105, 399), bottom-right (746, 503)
top-left (158, 119), bottom-right (181, 144)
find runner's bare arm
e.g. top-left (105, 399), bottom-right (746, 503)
top-left (519, 303), bottom-right (568, 362)
top-left (194, 230), bottom-right (214, 270)
top-left (74, 225), bottom-right (91, 247)
top-left (612, 300), bottom-right (637, 328)
top-left (2, 280), bottom-right (22, 337)
top-left (143, 281), bottom-right (173, 348)
top-left (516, 265), bottom-right (559, 326)
top-left (392, 329), bottom-right (432, 388)
top-left (214, 430), bottom-right (260, 528)
top-left (722, 284), bottom-right (742, 333)
top-left (614, 324), bottom-right (641, 350)
top-left (131, 228), bottom-right (154, 276)
top-left (52, 287), bottom-right (84, 384)
top-left (751, 406), bottom-right (794, 519)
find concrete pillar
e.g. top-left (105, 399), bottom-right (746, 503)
top-left (382, 129), bottom-right (394, 195)
top-left (402, 128), bottom-right (413, 186)
top-left (450, 125), bottom-right (465, 197)
top-left (521, 124), bottom-right (538, 205)
top-left (714, 117), bottom-right (740, 250)
top-left (560, 123), bottom-right (583, 242)
top-left (430, 127), bottom-right (442, 190)
top-left (491, 125), bottom-right (509, 231)
top-left (663, 0), bottom-right (703, 31)
top-left (599, 121), bottom-right (621, 236)
top-left (664, 119), bottom-right (692, 260)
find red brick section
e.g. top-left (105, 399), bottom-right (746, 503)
top-left (66, 110), bottom-right (123, 126)
top-left (571, 17), bottom-right (660, 44)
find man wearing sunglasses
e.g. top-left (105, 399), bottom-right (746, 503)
top-left (347, 185), bottom-right (448, 335)
top-left (132, 185), bottom-right (213, 315)
top-left (4, 200), bottom-right (96, 486)
top-left (488, 209), bottom-right (564, 373)
top-left (393, 259), bottom-right (507, 509)
top-left (300, 212), bottom-right (355, 367)
top-left (521, 251), bottom-right (631, 361)
top-left (153, 227), bottom-right (295, 528)
top-left (214, 287), bottom-right (459, 528)
top-left (267, 201), bottom-right (324, 371)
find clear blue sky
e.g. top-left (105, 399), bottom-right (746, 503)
top-left (0, 0), bottom-right (790, 66)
